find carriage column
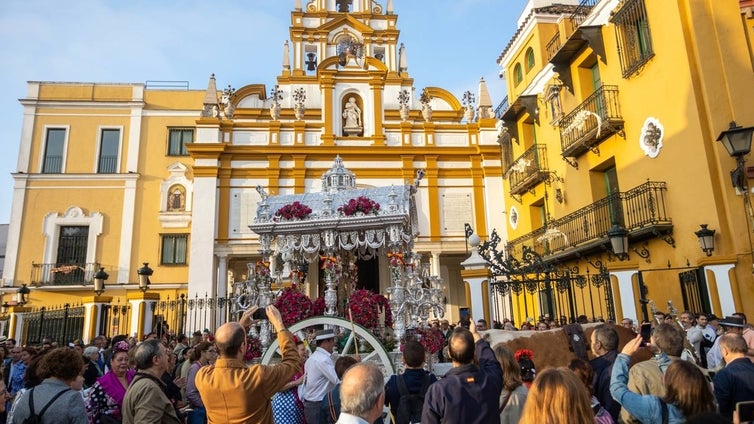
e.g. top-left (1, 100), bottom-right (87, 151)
top-left (82, 295), bottom-right (113, 343)
top-left (460, 234), bottom-right (490, 324)
top-left (128, 292), bottom-right (159, 340)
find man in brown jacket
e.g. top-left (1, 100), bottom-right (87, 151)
top-left (196, 305), bottom-right (300, 424)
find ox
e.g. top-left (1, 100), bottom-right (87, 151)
top-left (483, 323), bottom-right (652, 370)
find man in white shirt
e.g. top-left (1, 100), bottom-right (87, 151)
top-left (303, 329), bottom-right (339, 424)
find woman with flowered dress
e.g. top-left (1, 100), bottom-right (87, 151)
top-left (272, 337), bottom-right (307, 424)
top-left (85, 341), bottom-right (135, 423)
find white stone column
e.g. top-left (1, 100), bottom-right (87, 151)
top-left (611, 270), bottom-right (639, 323)
top-left (82, 296), bottom-right (113, 343)
top-left (460, 235), bottom-right (489, 322)
top-left (188, 175), bottom-right (218, 303)
top-left (216, 254), bottom-right (228, 329)
top-left (430, 252), bottom-right (441, 277)
top-left (705, 264), bottom-right (736, 315)
top-left (128, 294), bottom-right (159, 340)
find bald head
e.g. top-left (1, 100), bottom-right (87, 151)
top-left (215, 322), bottom-right (245, 358)
top-left (340, 362), bottom-right (384, 421)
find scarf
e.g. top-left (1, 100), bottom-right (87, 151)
top-left (97, 369), bottom-right (136, 407)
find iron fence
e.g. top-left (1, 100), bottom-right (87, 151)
top-left (23, 303), bottom-right (85, 345)
top-left (30, 262), bottom-right (99, 286)
top-left (559, 85), bottom-right (623, 157)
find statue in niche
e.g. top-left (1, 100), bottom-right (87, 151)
top-left (342, 97), bottom-right (363, 136)
top-left (168, 186), bottom-right (186, 211)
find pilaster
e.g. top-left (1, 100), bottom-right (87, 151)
top-left (128, 292), bottom-right (160, 340)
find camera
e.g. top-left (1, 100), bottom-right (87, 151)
top-left (252, 308), bottom-right (267, 320)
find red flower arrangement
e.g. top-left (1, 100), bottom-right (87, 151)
top-left (373, 293), bottom-right (393, 328)
top-left (338, 196), bottom-right (380, 216)
top-left (412, 327), bottom-right (444, 354)
top-left (273, 287), bottom-right (314, 326)
top-left (244, 336), bottom-right (262, 362)
top-left (274, 201), bottom-right (312, 220)
top-left (348, 289), bottom-right (380, 329)
top-left (312, 296), bottom-right (326, 316)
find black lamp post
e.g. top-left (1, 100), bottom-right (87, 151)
top-left (608, 224), bottom-right (629, 261)
top-left (694, 224), bottom-right (715, 257)
top-left (16, 283), bottom-right (30, 306)
top-left (137, 262), bottom-right (153, 293)
top-left (93, 267), bottom-right (109, 296)
top-left (717, 121), bottom-right (754, 191)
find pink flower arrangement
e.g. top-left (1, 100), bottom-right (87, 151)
top-left (338, 196), bottom-right (380, 216)
top-left (312, 296), bottom-right (326, 316)
top-left (275, 201), bottom-right (312, 220)
top-left (244, 336), bottom-right (262, 361)
top-left (273, 287), bottom-right (314, 326)
top-left (348, 289), bottom-right (380, 329)
top-left (412, 327), bottom-right (444, 354)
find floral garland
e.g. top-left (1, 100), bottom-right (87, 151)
top-left (274, 201), bottom-right (312, 220)
top-left (348, 289), bottom-right (380, 329)
top-left (338, 196), bottom-right (380, 216)
top-left (411, 327), bottom-right (444, 355)
top-left (515, 349), bottom-right (534, 362)
top-left (273, 287), bottom-right (314, 326)
top-left (244, 336), bottom-right (262, 362)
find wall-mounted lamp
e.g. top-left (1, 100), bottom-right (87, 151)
top-left (694, 224), bottom-right (715, 257)
top-left (717, 121), bottom-right (754, 192)
top-left (16, 283), bottom-right (30, 306)
top-left (93, 267), bottom-right (109, 296)
top-left (608, 224), bottom-right (629, 261)
top-left (137, 262), bottom-right (153, 293)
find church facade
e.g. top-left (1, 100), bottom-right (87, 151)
top-left (1, 0), bottom-right (505, 342)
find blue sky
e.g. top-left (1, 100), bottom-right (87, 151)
top-left (0, 0), bottom-right (529, 223)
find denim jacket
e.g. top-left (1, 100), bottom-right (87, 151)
top-left (610, 353), bottom-right (685, 424)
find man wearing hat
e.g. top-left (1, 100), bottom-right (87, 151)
top-left (707, 315), bottom-right (745, 369)
top-left (303, 329), bottom-right (339, 424)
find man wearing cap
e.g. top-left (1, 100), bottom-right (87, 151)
top-left (303, 329), bottom-right (339, 424)
top-left (707, 315), bottom-right (745, 369)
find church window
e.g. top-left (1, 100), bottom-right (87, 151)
top-left (42, 128), bottom-right (66, 173)
top-left (168, 128), bottom-right (193, 156)
top-left (161, 234), bottom-right (188, 265)
top-left (513, 63), bottom-right (523, 86)
top-left (525, 48), bottom-right (535, 72)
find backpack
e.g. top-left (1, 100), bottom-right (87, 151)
top-left (23, 387), bottom-right (71, 424)
top-left (395, 373), bottom-right (431, 424)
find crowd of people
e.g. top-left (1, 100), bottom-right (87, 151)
top-left (0, 306), bottom-right (751, 423)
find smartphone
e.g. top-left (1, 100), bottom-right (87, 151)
top-left (252, 308), bottom-right (267, 320)
top-left (640, 322), bottom-right (652, 346)
top-left (459, 307), bottom-right (470, 329)
top-left (738, 400), bottom-right (754, 423)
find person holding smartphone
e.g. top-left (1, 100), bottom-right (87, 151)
top-left (712, 334), bottom-right (754, 420)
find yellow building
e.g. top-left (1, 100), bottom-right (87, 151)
top-left (0, 0), bottom-right (504, 343)
top-left (494, 0), bottom-right (754, 326)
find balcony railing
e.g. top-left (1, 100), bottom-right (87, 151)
top-left (495, 96), bottom-right (509, 119)
top-left (546, 0), bottom-right (601, 61)
top-left (559, 85), bottom-right (623, 158)
top-left (506, 181), bottom-right (671, 259)
top-left (31, 262), bottom-right (100, 286)
top-left (508, 144), bottom-right (550, 195)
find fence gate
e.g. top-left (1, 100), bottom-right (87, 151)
top-left (679, 267), bottom-right (711, 314)
top-left (23, 304), bottom-right (85, 345)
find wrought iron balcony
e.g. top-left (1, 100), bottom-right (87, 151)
top-left (559, 85), bottom-right (623, 158)
top-left (31, 262), bottom-right (100, 286)
top-left (506, 181), bottom-right (672, 261)
top-left (495, 96), bottom-right (509, 119)
top-left (508, 144), bottom-right (551, 196)
top-left (546, 0), bottom-right (601, 62)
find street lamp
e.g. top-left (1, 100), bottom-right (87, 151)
top-left (717, 121), bottom-right (754, 191)
top-left (694, 224), bottom-right (716, 257)
top-left (93, 267), bottom-right (109, 296)
top-left (16, 283), bottom-right (30, 306)
top-left (608, 224), bottom-right (629, 261)
top-left (137, 262), bottom-right (153, 293)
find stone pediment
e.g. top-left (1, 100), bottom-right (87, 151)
top-left (316, 15), bottom-right (375, 38)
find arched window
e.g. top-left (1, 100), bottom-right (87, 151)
top-left (514, 63), bottom-right (523, 86)
top-left (525, 48), bottom-right (535, 72)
